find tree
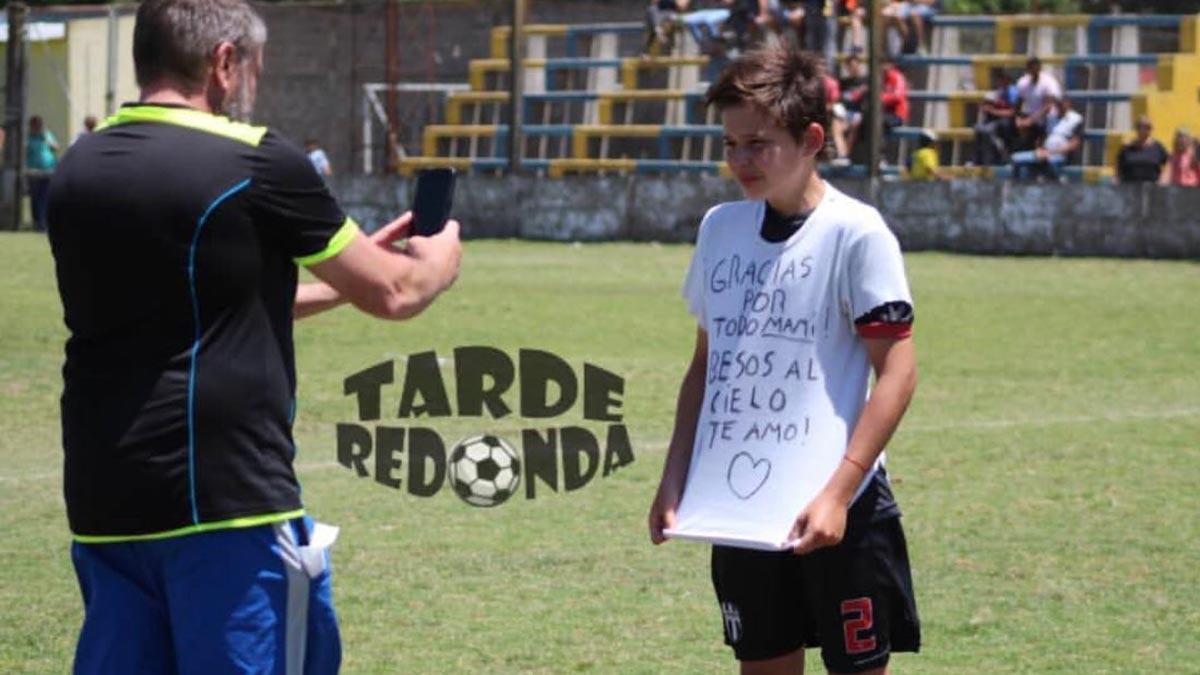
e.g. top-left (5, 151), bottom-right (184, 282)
top-left (944, 0), bottom-right (1080, 12)
top-left (942, 0), bottom-right (1200, 11)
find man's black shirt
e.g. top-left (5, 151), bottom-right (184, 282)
top-left (48, 104), bottom-right (356, 539)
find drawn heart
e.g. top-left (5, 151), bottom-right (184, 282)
top-left (726, 452), bottom-right (771, 500)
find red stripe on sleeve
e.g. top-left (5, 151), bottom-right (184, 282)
top-left (856, 322), bottom-right (913, 339)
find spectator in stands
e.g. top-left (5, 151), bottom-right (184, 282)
top-left (1015, 57), bottom-right (1062, 142)
top-left (903, 0), bottom-right (941, 54)
top-left (879, 0), bottom-right (940, 55)
top-left (879, 1), bottom-right (941, 54)
top-left (306, 138), bottom-right (333, 178)
top-left (644, 0), bottom-right (692, 55)
top-left (909, 129), bottom-right (948, 180)
top-left (1159, 127), bottom-right (1200, 187)
top-left (1115, 115), bottom-right (1168, 184)
top-left (838, 50), bottom-right (867, 156)
top-left (744, 1), bottom-right (823, 53)
top-left (836, 0), bottom-right (865, 53)
top-left (26, 115), bottom-right (59, 232)
top-left (1010, 96), bottom-right (1083, 182)
top-left (797, 0), bottom-right (828, 54)
top-left (72, 115), bottom-right (99, 146)
top-left (709, 0), bottom-right (806, 54)
top-left (819, 57), bottom-right (848, 158)
top-left (722, 0), bottom-right (762, 52)
top-left (973, 71), bottom-right (1019, 166)
top-left (752, 1), bottom-right (806, 44)
top-left (880, 1), bottom-right (910, 56)
top-left (881, 57), bottom-right (910, 130)
top-left (684, 4), bottom-right (735, 56)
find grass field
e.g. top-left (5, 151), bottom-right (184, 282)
top-left (1, 232), bottom-right (1198, 673)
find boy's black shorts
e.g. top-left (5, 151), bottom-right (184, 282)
top-left (710, 478), bottom-right (920, 672)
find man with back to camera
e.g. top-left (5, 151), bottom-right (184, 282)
top-left (46, 0), bottom-right (461, 672)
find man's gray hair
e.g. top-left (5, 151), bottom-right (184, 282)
top-left (133, 0), bottom-right (267, 92)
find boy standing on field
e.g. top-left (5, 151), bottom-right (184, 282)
top-left (648, 46), bottom-right (920, 674)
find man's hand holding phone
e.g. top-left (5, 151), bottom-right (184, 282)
top-left (303, 168), bottom-right (461, 321)
top-left (406, 217), bottom-right (461, 294)
top-left (368, 211), bottom-right (414, 247)
top-left (403, 167), bottom-right (461, 293)
top-left (412, 168), bottom-right (457, 237)
top-left (369, 211), bottom-right (461, 293)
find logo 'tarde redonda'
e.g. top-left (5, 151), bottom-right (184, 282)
top-left (335, 347), bottom-right (635, 507)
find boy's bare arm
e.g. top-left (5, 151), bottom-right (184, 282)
top-left (661, 328), bottom-right (709, 489)
top-left (792, 335), bottom-right (917, 554)
top-left (842, 336), bottom-right (918, 496)
top-left (648, 327), bottom-right (709, 544)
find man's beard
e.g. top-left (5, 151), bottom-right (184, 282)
top-left (220, 68), bottom-right (256, 122)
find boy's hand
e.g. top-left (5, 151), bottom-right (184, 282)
top-left (648, 486), bottom-right (681, 545)
top-left (790, 492), bottom-right (849, 555)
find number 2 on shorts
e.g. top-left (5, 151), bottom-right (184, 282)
top-left (840, 597), bottom-right (877, 655)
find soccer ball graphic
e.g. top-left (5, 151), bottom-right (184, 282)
top-left (447, 435), bottom-right (521, 507)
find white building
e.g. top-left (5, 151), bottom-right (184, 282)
top-left (0, 5), bottom-right (138, 147)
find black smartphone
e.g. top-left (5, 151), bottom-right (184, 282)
top-left (411, 168), bottom-right (457, 237)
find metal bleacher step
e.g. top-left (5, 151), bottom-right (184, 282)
top-left (398, 14), bottom-right (1200, 179)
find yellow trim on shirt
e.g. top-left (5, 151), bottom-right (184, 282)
top-left (99, 105), bottom-right (268, 147)
top-left (72, 509), bottom-right (306, 544)
top-left (294, 217), bottom-right (359, 266)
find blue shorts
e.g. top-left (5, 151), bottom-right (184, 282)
top-left (70, 517), bottom-right (340, 675)
top-left (899, 2), bottom-right (938, 18)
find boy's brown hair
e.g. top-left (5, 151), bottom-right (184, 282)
top-left (705, 46), bottom-right (830, 157)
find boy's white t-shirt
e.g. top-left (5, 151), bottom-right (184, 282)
top-left (669, 183), bottom-right (913, 550)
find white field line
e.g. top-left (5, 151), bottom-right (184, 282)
top-left (1, 408), bottom-right (1197, 485)
top-left (902, 406), bottom-right (1200, 433)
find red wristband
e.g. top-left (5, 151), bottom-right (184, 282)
top-left (843, 454), bottom-right (870, 474)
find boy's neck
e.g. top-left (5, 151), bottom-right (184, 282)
top-left (766, 172), bottom-right (826, 216)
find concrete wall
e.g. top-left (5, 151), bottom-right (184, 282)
top-left (11, 9), bottom-right (140, 146)
top-left (5, 0), bottom-right (639, 167)
top-left (22, 37), bottom-right (69, 146)
top-left (67, 15), bottom-right (138, 137)
top-left (255, 1), bottom-right (506, 176)
top-left (329, 175), bottom-right (1200, 259)
top-left (66, 19), bottom-right (107, 134)
top-left (253, 0), bottom-right (653, 174)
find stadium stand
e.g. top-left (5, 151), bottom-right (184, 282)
top-left (395, 11), bottom-right (1200, 183)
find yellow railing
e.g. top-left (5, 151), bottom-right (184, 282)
top-left (571, 124), bottom-right (664, 158)
top-left (490, 24), bottom-right (570, 58)
top-left (422, 125), bottom-right (504, 156)
top-left (619, 55), bottom-right (709, 89)
top-left (993, 15), bottom-right (1091, 54)
top-left (596, 89), bottom-right (690, 124)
